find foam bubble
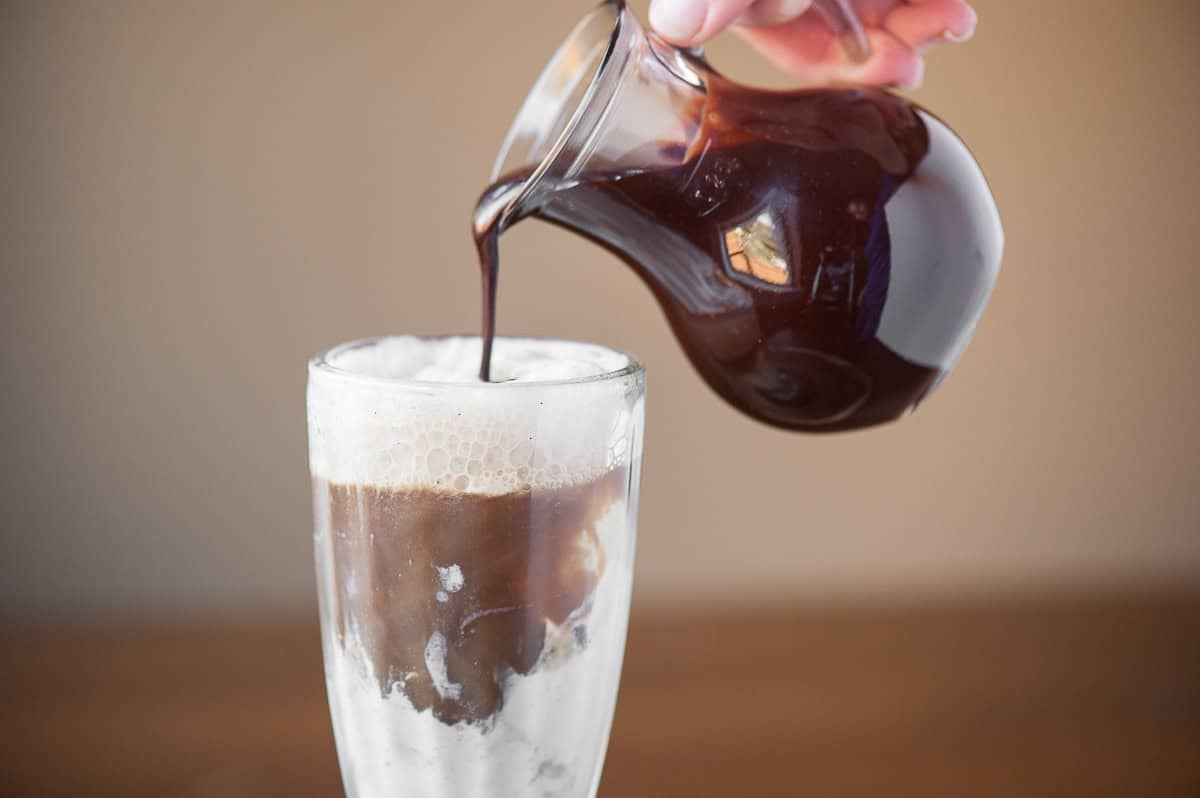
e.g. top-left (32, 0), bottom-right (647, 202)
top-left (325, 336), bottom-right (628, 385)
top-left (308, 337), bottom-right (642, 493)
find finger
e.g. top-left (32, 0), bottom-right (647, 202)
top-left (844, 28), bottom-right (926, 87)
top-left (739, 18), bottom-right (925, 88)
top-left (736, 0), bottom-right (814, 28)
top-left (846, 0), bottom-right (896, 27)
top-left (649, 0), bottom-right (758, 45)
top-left (885, 0), bottom-right (977, 48)
top-left (735, 12), bottom-right (843, 78)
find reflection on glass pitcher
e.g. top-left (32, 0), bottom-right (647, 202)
top-left (724, 208), bottom-right (791, 288)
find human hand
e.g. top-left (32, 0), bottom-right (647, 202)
top-left (648, 0), bottom-right (978, 88)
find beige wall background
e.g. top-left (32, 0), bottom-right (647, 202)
top-left (3, 0), bottom-right (1198, 617)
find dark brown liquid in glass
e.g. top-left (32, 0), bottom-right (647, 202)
top-left (476, 82), bottom-right (987, 432)
top-left (319, 469), bottom-right (626, 725)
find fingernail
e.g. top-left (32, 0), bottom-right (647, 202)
top-left (650, 0), bottom-right (709, 42)
top-left (943, 7), bottom-right (977, 42)
top-left (942, 26), bottom-right (973, 43)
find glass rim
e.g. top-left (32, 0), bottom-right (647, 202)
top-left (308, 335), bottom-right (645, 391)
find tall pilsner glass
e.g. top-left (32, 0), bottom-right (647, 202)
top-left (307, 336), bottom-right (645, 798)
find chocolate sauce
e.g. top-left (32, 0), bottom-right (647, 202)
top-left (321, 468), bottom-right (626, 725)
top-left (476, 82), bottom-right (993, 430)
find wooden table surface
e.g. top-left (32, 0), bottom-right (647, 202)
top-left (3, 595), bottom-right (1198, 797)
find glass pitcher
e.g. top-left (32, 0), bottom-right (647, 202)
top-left (485, 0), bottom-right (1004, 432)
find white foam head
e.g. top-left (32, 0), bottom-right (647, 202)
top-left (307, 336), bottom-right (643, 494)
